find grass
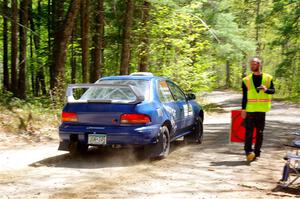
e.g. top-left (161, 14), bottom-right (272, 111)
top-left (195, 94), bottom-right (225, 113)
top-left (0, 91), bottom-right (61, 141)
top-left (273, 95), bottom-right (300, 104)
top-left (200, 102), bottom-right (224, 113)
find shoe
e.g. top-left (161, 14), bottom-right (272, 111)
top-left (254, 151), bottom-right (261, 158)
top-left (246, 152), bottom-right (256, 162)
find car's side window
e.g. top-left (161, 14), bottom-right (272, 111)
top-left (167, 81), bottom-right (186, 101)
top-left (158, 81), bottom-right (174, 103)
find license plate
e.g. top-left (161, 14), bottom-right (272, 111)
top-left (88, 134), bottom-right (107, 145)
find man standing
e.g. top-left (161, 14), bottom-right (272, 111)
top-left (241, 57), bottom-right (275, 162)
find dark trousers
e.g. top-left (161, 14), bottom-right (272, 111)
top-left (244, 112), bottom-right (266, 156)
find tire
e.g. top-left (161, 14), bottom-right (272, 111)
top-left (146, 126), bottom-right (170, 159)
top-left (159, 126), bottom-right (171, 158)
top-left (69, 140), bottom-right (88, 156)
top-left (184, 117), bottom-right (203, 144)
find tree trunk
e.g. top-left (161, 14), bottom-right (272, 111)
top-left (37, 0), bottom-right (46, 95)
top-left (90, 0), bottom-right (104, 82)
top-left (18, 0), bottom-right (30, 99)
top-left (81, 0), bottom-right (89, 83)
top-left (120, 0), bottom-right (134, 75)
top-left (48, 0), bottom-right (54, 89)
top-left (71, 28), bottom-right (77, 84)
top-left (138, 1), bottom-right (150, 72)
top-left (29, 0), bottom-right (37, 95)
top-left (114, 1), bottom-right (120, 70)
top-left (29, 3), bottom-right (39, 51)
top-left (51, 0), bottom-right (81, 94)
top-left (11, 0), bottom-right (18, 95)
top-left (51, 0), bottom-right (64, 90)
top-left (225, 59), bottom-right (231, 88)
top-left (3, 0), bottom-right (9, 91)
top-left (30, 33), bottom-right (35, 95)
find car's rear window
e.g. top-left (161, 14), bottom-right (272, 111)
top-left (80, 80), bottom-right (150, 101)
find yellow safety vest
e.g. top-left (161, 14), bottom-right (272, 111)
top-left (243, 73), bottom-right (273, 112)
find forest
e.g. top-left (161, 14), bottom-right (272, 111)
top-left (0, 0), bottom-right (299, 102)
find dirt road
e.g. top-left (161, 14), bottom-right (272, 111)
top-left (1, 91), bottom-right (300, 198)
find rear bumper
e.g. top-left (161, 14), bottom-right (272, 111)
top-left (58, 124), bottom-right (161, 150)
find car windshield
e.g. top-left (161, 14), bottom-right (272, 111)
top-left (79, 79), bottom-right (150, 102)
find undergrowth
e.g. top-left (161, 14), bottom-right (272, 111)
top-left (0, 91), bottom-right (61, 137)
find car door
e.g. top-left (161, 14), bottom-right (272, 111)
top-left (166, 80), bottom-right (189, 135)
top-left (157, 80), bottom-right (182, 137)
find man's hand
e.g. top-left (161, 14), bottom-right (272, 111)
top-left (257, 85), bottom-right (268, 92)
top-left (241, 109), bottom-right (247, 119)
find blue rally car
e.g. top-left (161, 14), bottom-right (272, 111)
top-left (58, 72), bottom-right (204, 158)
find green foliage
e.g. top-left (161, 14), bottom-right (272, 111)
top-left (0, 90), bottom-right (61, 113)
top-left (144, 3), bottom-right (217, 92)
top-left (270, 0), bottom-right (300, 96)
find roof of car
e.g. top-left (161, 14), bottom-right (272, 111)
top-left (100, 75), bottom-right (166, 81)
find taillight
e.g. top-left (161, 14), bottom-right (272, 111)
top-left (61, 112), bottom-right (78, 122)
top-left (120, 114), bottom-right (151, 124)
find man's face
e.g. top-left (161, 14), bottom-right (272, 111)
top-left (250, 60), bottom-right (260, 72)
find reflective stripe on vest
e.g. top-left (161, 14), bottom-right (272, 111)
top-left (243, 73), bottom-right (273, 112)
top-left (247, 99), bottom-right (272, 102)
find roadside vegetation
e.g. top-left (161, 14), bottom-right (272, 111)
top-left (0, 91), bottom-right (59, 140)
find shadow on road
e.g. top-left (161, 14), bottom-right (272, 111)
top-left (217, 150), bottom-right (245, 155)
top-left (210, 160), bottom-right (248, 167)
top-left (271, 185), bottom-right (300, 196)
top-left (29, 141), bottom-right (188, 169)
top-left (30, 147), bottom-right (146, 169)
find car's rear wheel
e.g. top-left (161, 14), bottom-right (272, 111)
top-left (144, 125), bottom-right (170, 159)
top-left (160, 126), bottom-right (171, 157)
top-left (69, 140), bottom-right (88, 155)
top-left (184, 117), bottom-right (203, 144)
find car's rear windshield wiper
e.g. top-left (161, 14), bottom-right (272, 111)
top-left (87, 99), bottom-right (112, 103)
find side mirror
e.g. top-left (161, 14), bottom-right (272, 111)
top-left (186, 93), bottom-right (196, 100)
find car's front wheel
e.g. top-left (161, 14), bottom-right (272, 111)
top-left (184, 117), bottom-right (203, 144)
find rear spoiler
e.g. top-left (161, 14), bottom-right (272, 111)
top-left (66, 83), bottom-right (145, 104)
